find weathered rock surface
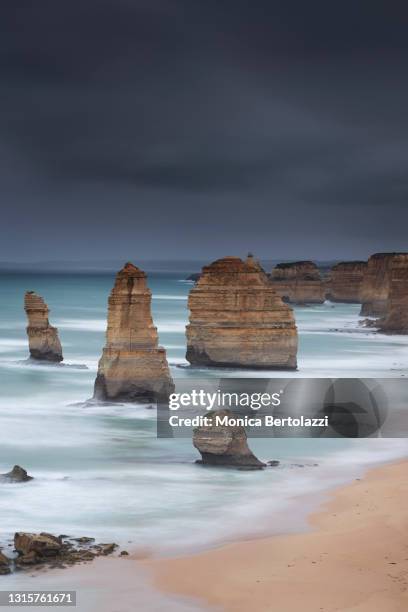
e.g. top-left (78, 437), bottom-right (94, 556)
top-left (186, 256), bottom-right (298, 369)
top-left (378, 254), bottom-right (408, 334)
top-left (24, 292), bottom-right (63, 362)
top-left (326, 261), bottom-right (367, 303)
top-left (360, 253), bottom-right (404, 317)
top-left (193, 409), bottom-right (265, 469)
top-left (14, 532), bottom-right (62, 558)
top-left (94, 262), bottom-right (174, 402)
top-left (0, 465), bottom-right (33, 483)
top-left (0, 551), bottom-right (11, 575)
top-left (12, 532), bottom-right (118, 571)
top-left (270, 261), bottom-right (325, 304)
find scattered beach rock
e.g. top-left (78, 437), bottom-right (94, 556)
top-left (267, 460), bottom-right (280, 467)
top-left (0, 551), bottom-right (11, 575)
top-left (14, 532), bottom-right (62, 557)
top-left (120, 550), bottom-right (129, 556)
top-left (0, 465), bottom-right (33, 483)
top-left (193, 409), bottom-right (265, 470)
top-left (7, 533), bottom-right (118, 574)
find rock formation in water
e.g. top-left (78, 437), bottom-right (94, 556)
top-left (12, 532), bottom-right (118, 569)
top-left (0, 465), bottom-right (33, 483)
top-left (94, 262), bottom-right (174, 402)
top-left (326, 261), bottom-right (367, 303)
top-left (186, 255), bottom-right (298, 369)
top-left (193, 409), bottom-right (265, 469)
top-left (360, 253), bottom-right (404, 317)
top-left (377, 254), bottom-right (408, 334)
top-left (270, 261), bottom-right (325, 304)
top-left (24, 292), bottom-right (63, 362)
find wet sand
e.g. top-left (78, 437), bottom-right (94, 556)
top-left (147, 461), bottom-right (408, 612)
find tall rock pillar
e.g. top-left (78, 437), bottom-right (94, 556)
top-left (94, 263), bottom-right (174, 401)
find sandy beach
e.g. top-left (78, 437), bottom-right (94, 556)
top-left (147, 461), bottom-right (408, 612)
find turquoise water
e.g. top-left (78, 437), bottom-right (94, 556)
top-left (0, 270), bottom-right (407, 555)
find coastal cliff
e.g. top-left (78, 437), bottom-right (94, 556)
top-left (270, 261), bottom-right (325, 304)
top-left (94, 263), bottom-right (174, 402)
top-left (377, 254), bottom-right (408, 334)
top-left (360, 253), bottom-right (401, 317)
top-left (326, 261), bottom-right (367, 303)
top-left (24, 292), bottom-right (63, 362)
top-left (186, 255), bottom-right (298, 369)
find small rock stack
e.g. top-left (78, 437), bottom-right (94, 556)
top-left (24, 292), bottom-right (63, 362)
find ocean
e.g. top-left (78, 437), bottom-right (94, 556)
top-left (0, 269), bottom-right (407, 559)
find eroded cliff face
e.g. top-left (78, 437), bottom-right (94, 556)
top-left (94, 263), bottom-right (174, 402)
top-left (24, 292), bottom-right (63, 362)
top-left (326, 261), bottom-right (367, 303)
top-left (377, 254), bottom-right (408, 334)
top-left (186, 256), bottom-right (298, 369)
top-left (270, 261), bottom-right (325, 304)
top-left (360, 253), bottom-right (402, 317)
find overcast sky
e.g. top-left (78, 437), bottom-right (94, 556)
top-left (1, 1), bottom-right (407, 263)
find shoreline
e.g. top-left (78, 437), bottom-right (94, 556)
top-left (145, 459), bottom-right (408, 612)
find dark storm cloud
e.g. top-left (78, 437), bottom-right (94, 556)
top-left (1, 1), bottom-right (408, 261)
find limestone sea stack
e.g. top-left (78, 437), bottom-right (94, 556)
top-left (326, 261), bottom-right (367, 303)
top-left (377, 254), bottom-right (408, 334)
top-left (94, 263), bottom-right (174, 402)
top-left (193, 409), bottom-right (265, 469)
top-left (24, 292), bottom-right (63, 362)
top-left (270, 261), bottom-right (325, 304)
top-left (186, 255), bottom-right (298, 369)
top-left (360, 253), bottom-right (404, 317)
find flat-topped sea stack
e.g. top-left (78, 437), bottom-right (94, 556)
top-left (186, 255), bottom-right (298, 369)
top-left (94, 263), bottom-right (174, 402)
top-left (327, 261), bottom-right (367, 303)
top-left (24, 292), bottom-right (63, 362)
top-left (270, 261), bottom-right (325, 304)
top-left (360, 253), bottom-right (405, 317)
top-left (377, 254), bottom-right (408, 334)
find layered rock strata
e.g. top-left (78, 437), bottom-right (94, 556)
top-left (193, 409), bottom-right (265, 469)
top-left (186, 255), bottom-right (298, 369)
top-left (377, 254), bottom-right (408, 333)
top-left (24, 292), bottom-right (63, 362)
top-left (326, 261), bottom-right (367, 303)
top-left (270, 261), bottom-right (325, 304)
top-left (360, 253), bottom-right (403, 317)
top-left (94, 262), bottom-right (174, 402)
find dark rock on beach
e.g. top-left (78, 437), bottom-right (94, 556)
top-left (0, 552), bottom-right (11, 575)
top-left (193, 409), bottom-right (265, 470)
top-left (9, 532), bottom-right (118, 573)
top-left (0, 465), bottom-right (33, 483)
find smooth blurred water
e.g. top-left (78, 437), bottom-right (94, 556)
top-left (0, 270), bottom-right (407, 556)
